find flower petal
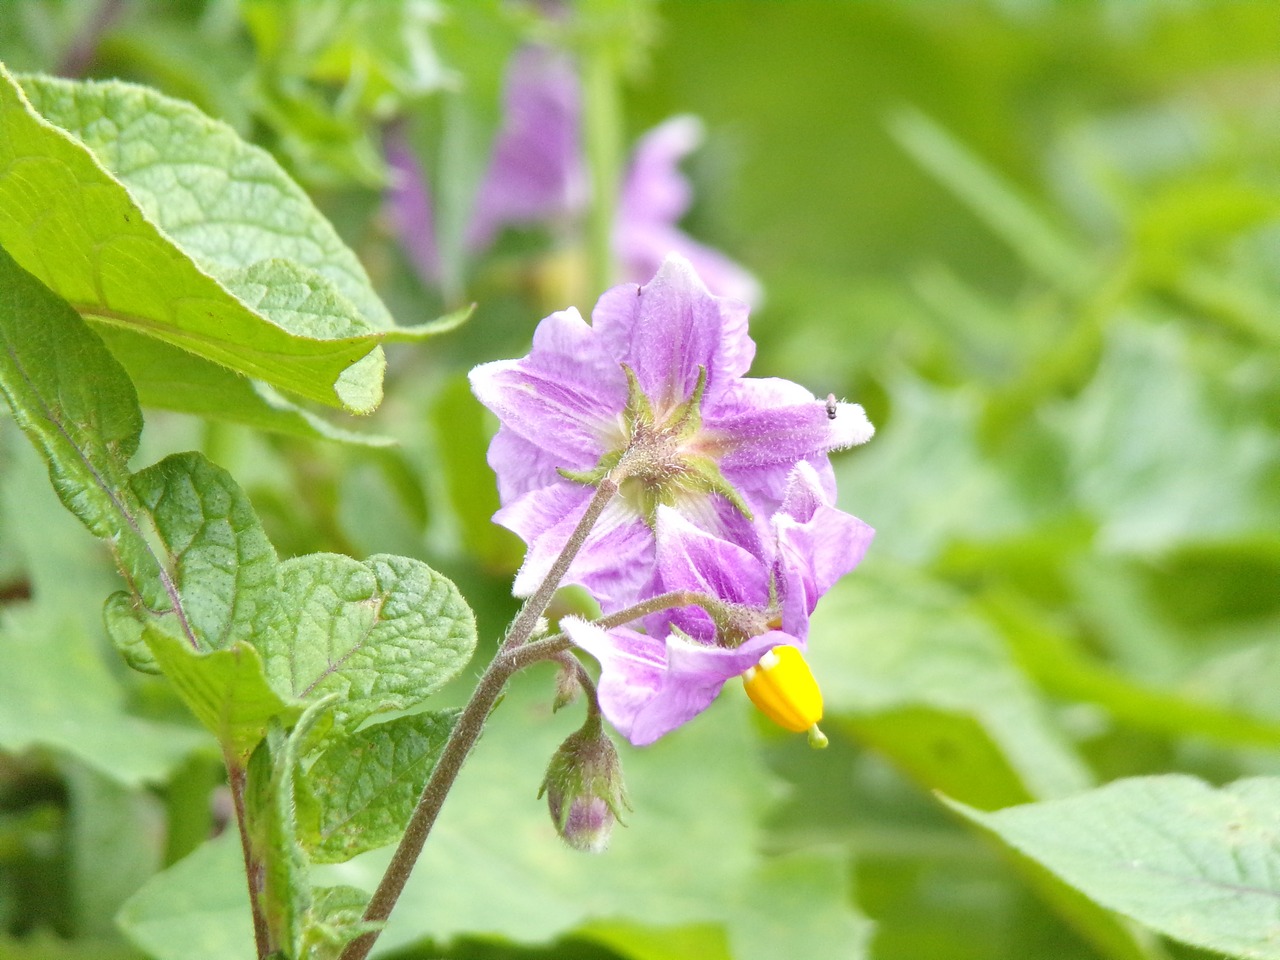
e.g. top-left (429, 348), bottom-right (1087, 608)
top-left (486, 427), bottom-right (571, 502)
top-left (469, 307), bottom-right (626, 467)
top-left (467, 45), bottom-right (587, 250)
top-left (772, 463), bottom-right (874, 637)
top-left (709, 379), bottom-right (875, 474)
top-left (504, 491), bottom-right (654, 607)
top-left (618, 115), bottom-right (702, 227)
top-left (651, 505), bottom-right (769, 640)
top-left (591, 254), bottom-right (754, 411)
top-left (615, 117), bottom-right (762, 306)
top-left (567, 618), bottom-right (789, 746)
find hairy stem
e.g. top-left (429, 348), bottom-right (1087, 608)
top-left (227, 757), bottom-right (271, 960)
top-left (339, 477), bottom-right (621, 960)
top-left (501, 476), bottom-right (620, 654)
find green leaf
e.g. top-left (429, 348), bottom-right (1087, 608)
top-left (1053, 321), bottom-right (1279, 552)
top-left (130, 452), bottom-right (278, 652)
top-left (246, 708), bottom-right (328, 959)
top-left (116, 830), bottom-right (255, 960)
top-left (951, 775), bottom-right (1280, 959)
top-left (302, 885), bottom-right (377, 960)
top-left (0, 238), bottom-right (147, 558)
top-left (97, 326), bottom-right (395, 445)
top-left (809, 562), bottom-right (1091, 808)
top-left (299, 709), bottom-right (459, 864)
top-left (0, 65), bottom-right (458, 412)
top-left (65, 762), bottom-right (165, 940)
top-left (726, 850), bottom-right (873, 960)
top-left (258, 553), bottom-right (476, 729)
top-left (0, 605), bottom-right (204, 787)
top-left (835, 375), bottom-right (1032, 565)
top-left (144, 625), bottom-right (303, 764)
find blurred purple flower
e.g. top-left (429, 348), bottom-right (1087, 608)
top-left (615, 116), bottom-right (761, 306)
top-left (386, 45), bottom-right (759, 302)
top-left (386, 45), bottom-right (584, 283)
top-left (564, 463), bottom-right (874, 745)
top-left (469, 254), bottom-right (872, 611)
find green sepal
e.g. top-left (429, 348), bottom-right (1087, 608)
top-left (661, 365), bottom-right (708, 439)
top-left (558, 448), bottom-right (623, 487)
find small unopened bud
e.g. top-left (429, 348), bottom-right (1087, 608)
top-left (538, 717), bottom-right (630, 853)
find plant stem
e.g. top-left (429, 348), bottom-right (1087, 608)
top-left (507, 589), bottom-right (711, 670)
top-left (339, 477), bottom-right (620, 960)
top-left (227, 757), bottom-right (271, 960)
top-left (582, 41), bottom-right (623, 296)
top-left (500, 476), bottom-right (620, 654)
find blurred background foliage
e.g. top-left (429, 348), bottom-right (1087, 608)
top-left (2, 1), bottom-right (1279, 958)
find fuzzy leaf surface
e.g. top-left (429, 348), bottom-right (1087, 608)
top-left (258, 553), bottom-right (475, 729)
top-left (0, 66), bottom-right (459, 412)
top-left (144, 625), bottom-right (302, 763)
top-left (299, 709), bottom-right (459, 864)
top-left (130, 451), bottom-right (278, 652)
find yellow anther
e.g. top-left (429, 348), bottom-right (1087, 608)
top-left (742, 646), bottom-right (826, 748)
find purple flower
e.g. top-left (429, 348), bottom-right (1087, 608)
top-left (615, 116), bottom-right (762, 307)
top-left (387, 46), bottom-right (759, 302)
top-left (385, 45), bottom-right (584, 283)
top-left (564, 463), bottom-right (874, 745)
top-left (469, 254), bottom-right (873, 612)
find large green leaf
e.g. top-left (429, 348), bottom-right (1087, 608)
top-left (0, 241), bottom-right (169, 612)
top-left (0, 65), bottom-right (458, 413)
top-left (116, 830), bottom-right (255, 960)
top-left (1054, 321), bottom-right (1279, 552)
top-left (97, 325), bottom-right (396, 445)
top-left (299, 709), bottom-right (459, 864)
top-left (258, 553), bottom-right (476, 730)
top-left (953, 775), bottom-right (1280, 959)
top-left (0, 605), bottom-right (204, 787)
top-left (0, 240), bottom-right (144, 552)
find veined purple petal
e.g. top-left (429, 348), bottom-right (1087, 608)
top-left (506, 494), bottom-right (655, 606)
top-left (709, 380), bottom-right (874, 473)
top-left (772, 463), bottom-right (874, 637)
top-left (650, 506), bottom-right (769, 641)
top-left (469, 308), bottom-right (625, 467)
top-left (486, 428), bottom-right (572, 502)
top-left (467, 45), bottom-right (587, 251)
top-left (654, 506), bottom-right (762, 596)
top-left (567, 618), bottom-right (789, 746)
top-left (591, 254), bottom-right (754, 411)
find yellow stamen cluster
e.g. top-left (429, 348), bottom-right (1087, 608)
top-left (741, 645), bottom-right (828, 748)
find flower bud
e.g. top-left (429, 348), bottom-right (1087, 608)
top-left (538, 718), bottom-right (630, 852)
